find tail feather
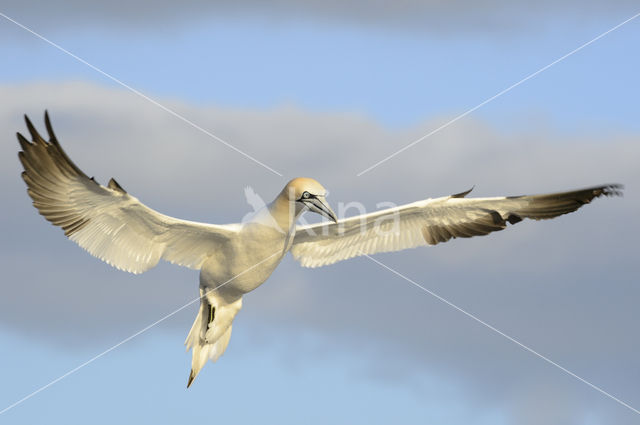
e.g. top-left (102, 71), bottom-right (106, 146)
top-left (185, 291), bottom-right (242, 387)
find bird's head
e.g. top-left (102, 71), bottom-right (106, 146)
top-left (283, 177), bottom-right (337, 223)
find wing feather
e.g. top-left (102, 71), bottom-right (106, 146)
top-left (18, 112), bottom-right (236, 274)
top-left (291, 184), bottom-right (622, 268)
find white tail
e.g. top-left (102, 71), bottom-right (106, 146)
top-left (185, 290), bottom-right (242, 387)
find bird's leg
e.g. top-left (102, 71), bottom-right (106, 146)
top-left (208, 304), bottom-right (215, 325)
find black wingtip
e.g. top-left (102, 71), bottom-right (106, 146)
top-left (24, 114), bottom-right (36, 136)
top-left (16, 132), bottom-right (31, 150)
top-left (603, 183), bottom-right (624, 197)
top-left (44, 110), bottom-right (58, 142)
top-left (23, 113), bottom-right (46, 145)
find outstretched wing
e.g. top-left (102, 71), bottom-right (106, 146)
top-left (291, 184), bottom-right (622, 268)
top-left (18, 112), bottom-right (237, 274)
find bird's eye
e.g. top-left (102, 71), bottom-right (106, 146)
top-left (302, 191), bottom-right (311, 199)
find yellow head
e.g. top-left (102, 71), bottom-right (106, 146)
top-left (281, 177), bottom-right (337, 223)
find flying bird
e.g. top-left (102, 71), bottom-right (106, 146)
top-left (16, 112), bottom-right (622, 387)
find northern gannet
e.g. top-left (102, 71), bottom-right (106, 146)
top-left (16, 112), bottom-right (622, 386)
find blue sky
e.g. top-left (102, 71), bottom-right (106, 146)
top-left (1, 3), bottom-right (639, 424)
top-left (4, 13), bottom-right (640, 132)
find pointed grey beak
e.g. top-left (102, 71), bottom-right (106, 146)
top-left (305, 196), bottom-right (338, 223)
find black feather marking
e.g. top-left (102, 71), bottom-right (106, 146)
top-left (108, 178), bottom-right (127, 194)
top-left (448, 223), bottom-right (473, 238)
top-left (64, 217), bottom-right (91, 236)
top-left (24, 115), bottom-right (43, 144)
top-left (16, 132), bottom-right (32, 150)
top-left (451, 186), bottom-right (474, 198)
top-left (487, 210), bottom-right (505, 226)
top-left (187, 370), bottom-right (196, 388)
top-left (44, 110), bottom-right (58, 142)
top-left (507, 214), bottom-right (523, 224)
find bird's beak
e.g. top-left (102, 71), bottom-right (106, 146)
top-left (305, 196), bottom-right (338, 223)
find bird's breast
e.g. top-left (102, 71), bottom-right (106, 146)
top-left (200, 223), bottom-right (289, 295)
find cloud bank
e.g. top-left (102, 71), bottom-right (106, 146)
top-left (2, 0), bottom-right (639, 36)
top-left (1, 81), bottom-right (638, 423)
